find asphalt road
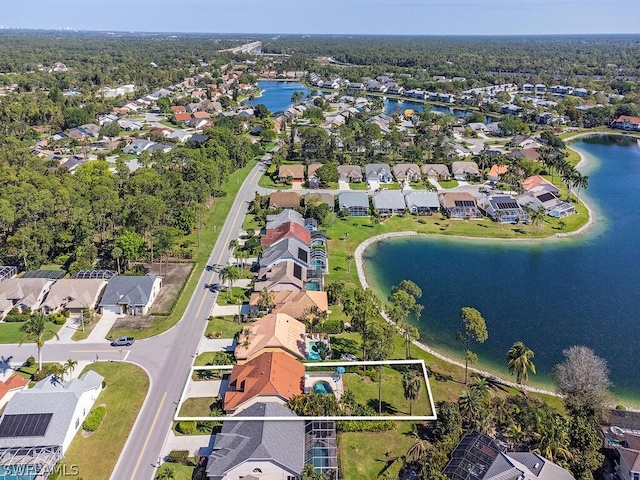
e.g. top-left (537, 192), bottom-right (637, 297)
top-left (0, 153), bottom-right (269, 480)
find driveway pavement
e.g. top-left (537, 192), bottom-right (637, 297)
top-left (86, 311), bottom-right (122, 343)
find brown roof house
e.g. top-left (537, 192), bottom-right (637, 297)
top-left (438, 192), bottom-right (482, 219)
top-left (234, 313), bottom-right (306, 363)
top-left (451, 161), bottom-right (480, 181)
top-left (392, 163), bottom-right (421, 183)
top-left (421, 164), bottom-right (450, 181)
top-left (0, 278), bottom-right (54, 318)
top-left (223, 351), bottom-right (305, 413)
top-left (253, 262), bottom-right (307, 293)
top-left (520, 175), bottom-right (559, 195)
top-left (305, 193), bottom-right (335, 209)
top-left (268, 291), bottom-right (329, 319)
top-left (278, 165), bottom-right (305, 182)
top-left (337, 165), bottom-right (363, 183)
top-left (269, 191), bottom-right (301, 209)
top-left (40, 279), bottom-right (108, 315)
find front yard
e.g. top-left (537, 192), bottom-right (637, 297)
top-left (0, 321), bottom-right (61, 344)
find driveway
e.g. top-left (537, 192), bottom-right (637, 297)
top-left (338, 180), bottom-right (350, 190)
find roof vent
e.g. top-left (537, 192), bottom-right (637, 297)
top-left (533, 462), bottom-right (540, 469)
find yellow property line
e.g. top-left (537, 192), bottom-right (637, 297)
top-left (130, 391), bottom-right (167, 480)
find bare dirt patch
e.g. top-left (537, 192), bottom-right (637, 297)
top-left (147, 262), bottom-right (193, 314)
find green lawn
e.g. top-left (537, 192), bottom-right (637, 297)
top-left (342, 367), bottom-right (433, 416)
top-left (242, 213), bottom-right (263, 232)
top-left (179, 397), bottom-right (219, 417)
top-left (258, 174), bottom-right (291, 190)
top-left (109, 156), bottom-right (263, 340)
top-left (206, 316), bottom-right (243, 338)
top-left (0, 321), bottom-right (62, 344)
top-left (408, 182), bottom-right (427, 190)
top-left (155, 462), bottom-right (194, 480)
top-left (438, 179), bottom-right (459, 189)
top-left (215, 286), bottom-right (250, 306)
top-left (349, 182), bottom-right (368, 190)
top-left (60, 362), bottom-right (149, 480)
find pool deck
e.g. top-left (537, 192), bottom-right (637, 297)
top-left (304, 371), bottom-right (344, 401)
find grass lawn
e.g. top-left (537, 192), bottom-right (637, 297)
top-left (109, 156), bottom-right (262, 340)
top-left (349, 182), bottom-right (368, 190)
top-left (0, 321), bottom-right (62, 344)
top-left (60, 362), bottom-right (149, 480)
top-left (242, 213), bottom-right (263, 232)
top-left (342, 367), bottom-right (433, 416)
top-left (71, 318), bottom-right (98, 341)
top-left (438, 179), bottom-right (459, 189)
top-left (155, 462), bottom-right (194, 480)
top-left (408, 182), bottom-right (427, 190)
top-left (215, 286), bottom-right (250, 306)
top-left (339, 422), bottom-right (414, 480)
top-left (258, 174), bottom-right (292, 190)
top-left (179, 397), bottom-right (219, 417)
top-left (206, 316), bottom-right (243, 338)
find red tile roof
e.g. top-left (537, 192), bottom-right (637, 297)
top-left (224, 351), bottom-right (304, 412)
top-left (170, 106), bottom-right (186, 113)
top-left (172, 113), bottom-right (192, 122)
top-left (0, 375), bottom-right (28, 401)
top-left (261, 222), bottom-right (311, 247)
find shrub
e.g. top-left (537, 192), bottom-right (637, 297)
top-left (166, 450), bottom-right (190, 464)
top-left (337, 419), bottom-right (395, 432)
top-left (82, 406), bottom-right (106, 432)
top-left (25, 356), bottom-right (35, 368)
top-left (176, 421), bottom-right (196, 435)
top-left (4, 314), bottom-right (30, 322)
top-left (318, 319), bottom-right (343, 335)
top-left (32, 364), bottom-right (62, 382)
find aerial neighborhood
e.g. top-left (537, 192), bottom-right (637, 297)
top-left (0, 30), bottom-right (638, 480)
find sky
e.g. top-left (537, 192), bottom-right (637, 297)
top-left (3, 0), bottom-right (640, 35)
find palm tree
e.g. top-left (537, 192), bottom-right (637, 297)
top-left (112, 246), bottom-right (123, 274)
top-left (219, 265), bottom-right (241, 301)
top-left (258, 288), bottom-right (275, 314)
top-left (346, 254), bottom-right (354, 273)
top-left (19, 314), bottom-right (58, 372)
top-left (534, 414), bottom-right (573, 464)
top-left (406, 424), bottom-right (431, 463)
top-left (574, 172), bottom-right (589, 204)
top-left (63, 359), bottom-right (78, 381)
top-left (402, 369), bottom-right (422, 416)
top-left (528, 206), bottom-right (545, 232)
top-left (298, 305), bottom-right (327, 335)
top-left (155, 465), bottom-right (176, 480)
top-left (507, 341), bottom-right (536, 390)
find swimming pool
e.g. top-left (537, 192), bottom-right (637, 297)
top-left (307, 341), bottom-right (321, 361)
top-left (313, 381), bottom-right (333, 395)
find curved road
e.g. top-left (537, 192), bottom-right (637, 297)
top-left (1, 153), bottom-right (270, 480)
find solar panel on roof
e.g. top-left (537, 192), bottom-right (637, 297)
top-left (454, 200), bottom-right (476, 207)
top-left (298, 248), bottom-right (308, 263)
top-left (0, 413), bottom-right (53, 438)
top-left (537, 192), bottom-right (555, 202)
top-left (293, 264), bottom-right (302, 280)
top-left (496, 201), bottom-right (519, 209)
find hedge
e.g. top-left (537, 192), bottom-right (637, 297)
top-left (82, 406), bottom-right (106, 432)
top-left (176, 421), bottom-right (196, 435)
top-left (337, 419), bottom-right (396, 432)
top-left (4, 314), bottom-right (30, 322)
top-left (166, 450), bottom-right (189, 464)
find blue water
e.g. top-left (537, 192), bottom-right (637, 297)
top-left (384, 98), bottom-right (491, 122)
top-left (313, 380), bottom-right (334, 394)
top-left (247, 81), bottom-right (311, 113)
top-left (363, 134), bottom-right (640, 402)
top-left (308, 341), bottom-right (322, 361)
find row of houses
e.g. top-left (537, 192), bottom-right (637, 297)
top-left (0, 271), bottom-right (162, 319)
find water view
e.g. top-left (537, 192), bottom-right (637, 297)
top-left (384, 98), bottom-right (472, 118)
top-left (363, 135), bottom-right (640, 403)
top-left (247, 80), bottom-right (311, 113)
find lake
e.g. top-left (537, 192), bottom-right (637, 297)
top-left (247, 81), bottom-right (311, 113)
top-left (363, 134), bottom-right (640, 403)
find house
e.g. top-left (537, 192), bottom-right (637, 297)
top-left (338, 192), bottom-right (370, 216)
top-left (509, 135), bottom-right (540, 149)
top-left (206, 402), bottom-right (304, 480)
top-left (478, 194), bottom-right (530, 223)
top-left (421, 164), bottom-right (451, 181)
top-left (451, 161), bottom-right (480, 181)
top-left (365, 164), bottom-right (394, 184)
top-left (262, 222), bottom-right (311, 247)
top-left (372, 191), bottom-right (406, 216)
top-left (522, 83), bottom-right (534, 92)
top-left (98, 275), bottom-right (162, 315)
top-left (259, 238), bottom-right (310, 271)
top-left (404, 191), bottom-right (440, 214)
top-left (337, 165), bottom-right (363, 183)
top-left (40, 279), bottom-right (107, 315)
top-left (0, 375), bottom-right (28, 411)
top-left (266, 210), bottom-right (305, 230)
top-left (0, 266), bottom-right (17, 283)
top-left (168, 130), bottom-right (193, 143)
top-left (223, 352), bottom-right (305, 413)
top-left (443, 431), bottom-right (575, 480)
top-left (392, 163), bottom-right (422, 183)
top-left (122, 139), bottom-right (155, 155)
top-left (278, 165), bottom-right (305, 182)
top-left (0, 278), bottom-right (53, 318)
top-left (508, 148), bottom-right (541, 161)
top-left (520, 175), bottom-right (559, 195)
top-left (117, 119), bottom-right (143, 131)
top-left (517, 191), bottom-right (575, 218)
top-left (188, 133), bottom-right (209, 146)
top-left (307, 162), bottom-right (323, 179)
top-left (171, 112), bottom-right (192, 124)
top-left (234, 313), bottom-right (306, 363)
top-left (604, 430), bottom-right (640, 480)
top-left (267, 290), bottom-right (329, 320)
top-left (269, 192), bottom-right (301, 209)
top-left (170, 105), bottom-right (187, 114)
top-left (487, 164), bottom-right (508, 182)
top-left (254, 262), bottom-right (307, 293)
top-left (612, 115), bottom-right (640, 132)
top-left (305, 193), bottom-right (335, 210)
top-left (439, 192), bottom-right (482, 219)
top-left (0, 371), bottom-right (103, 475)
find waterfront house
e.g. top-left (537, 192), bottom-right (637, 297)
top-left (338, 192), bottom-right (370, 216)
top-left (266, 210), bottom-right (305, 230)
top-left (365, 163), bottom-right (394, 184)
top-left (305, 193), bottom-right (335, 210)
top-left (269, 191), bottom-right (301, 209)
top-left (612, 115), bottom-right (640, 132)
top-left (508, 148), bottom-right (541, 161)
top-left (259, 238), bottom-right (310, 271)
top-left (421, 164), bottom-right (451, 181)
top-left (206, 402), bottom-right (304, 480)
top-left (404, 191), bottom-right (441, 214)
top-left (254, 262), bottom-right (307, 293)
top-left (0, 278), bottom-right (54, 318)
top-left (443, 431), bottom-right (575, 480)
top-left (223, 352), bottom-right (305, 413)
top-left (98, 275), bottom-right (162, 316)
top-left (372, 191), bottom-right (406, 216)
top-left (478, 194), bottom-right (530, 223)
top-left (517, 191), bottom-right (575, 218)
top-left (278, 164), bottom-right (305, 182)
top-left (439, 192), bottom-right (482, 219)
top-left (40, 279), bottom-right (107, 315)
top-left (262, 221), bottom-right (311, 247)
top-left (450, 161), bottom-right (480, 181)
top-left (392, 163), bottom-right (422, 184)
top-left (520, 175), bottom-right (559, 195)
top-left (234, 313), bottom-right (306, 363)
top-left (268, 290), bottom-right (329, 319)
top-left (337, 165), bottom-right (363, 183)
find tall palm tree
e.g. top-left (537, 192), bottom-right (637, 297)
top-left (534, 414), bottom-right (573, 464)
top-left (258, 287), bottom-right (275, 314)
top-left (219, 265), bottom-right (241, 301)
top-left (574, 172), bottom-right (589, 204)
top-left (402, 369), bottom-right (422, 416)
top-left (507, 341), bottom-right (536, 390)
top-left (298, 306), bottom-right (327, 335)
top-left (345, 254), bottom-right (354, 273)
top-left (63, 359), bottom-right (78, 381)
top-left (19, 314), bottom-right (58, 371)
top-left (406, 424), bottom-right (431, 463)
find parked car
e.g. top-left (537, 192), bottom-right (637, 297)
top-left (111, 336), bottom-right (135, 347)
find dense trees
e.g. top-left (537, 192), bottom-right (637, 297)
top-left (457, 307), bottom-right (488, 385)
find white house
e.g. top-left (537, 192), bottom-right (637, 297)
top-left (98, 275), bottom-right (162, 315)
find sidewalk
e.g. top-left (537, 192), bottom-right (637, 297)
top-left (161, 432), bottom-right (215, 458)
top-left (56, 315), bottom-right (83, 342)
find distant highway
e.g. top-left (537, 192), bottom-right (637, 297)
top-left (220, 41), bottom-right (262, 54)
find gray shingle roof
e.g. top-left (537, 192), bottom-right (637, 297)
top-left (206, 403), bottom-right (304, 479)
top-left (259, 238), bottom-right (310, 270)
top-left (338, 192), bottom-right (369, 209)
top-left (266, 210), bottom-right (305, 230)
top-left (404, 191), bottom-right (440, 209)
top-left (0, 371), bottom-right (103, 449)
top-left (98, 276), bottom-right (159, 308)
top-left (372, 191), bottom-right (406, 210)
